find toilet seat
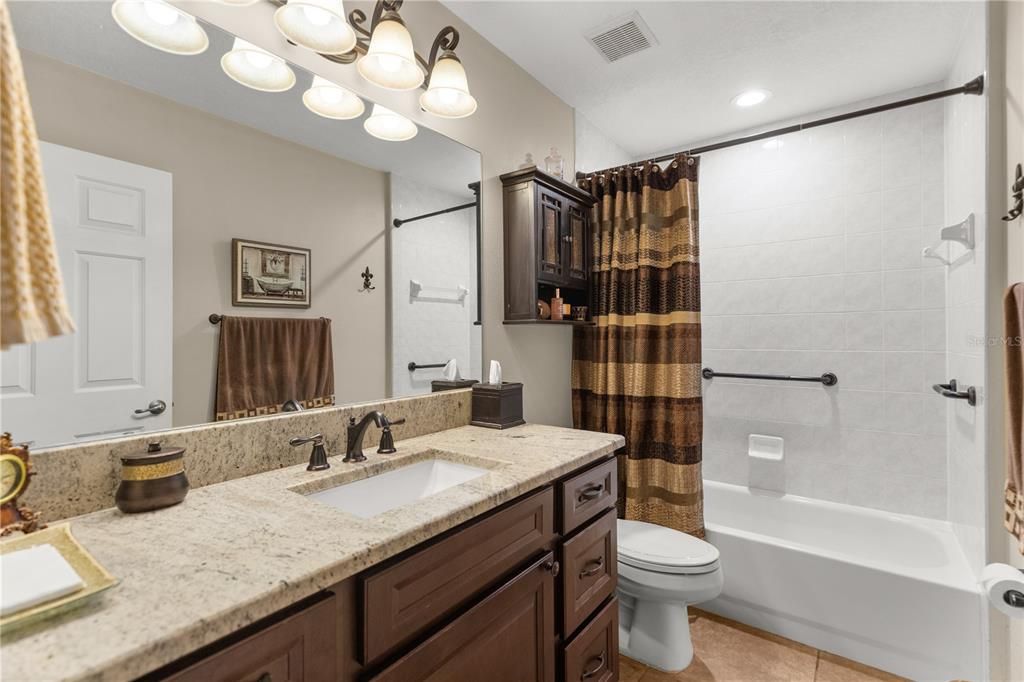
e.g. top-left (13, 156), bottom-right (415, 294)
top-left (618, 519), bottom-right (720, 575)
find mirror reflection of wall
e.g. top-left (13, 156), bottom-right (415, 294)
top-left (1, 2), bottom-right (481, 449)
top-left (389, 175), bottom-right (481, 397)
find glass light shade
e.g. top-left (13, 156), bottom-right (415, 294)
top-left (214, 0), bottom-right (260, 5)
top-left (221, 38), bottom-right (296, 92)
top-left (420, 54), bottom-right (477, 118)
top-left (363, 104), bottom-right (417, 142)
top-left (274, 0), bottom-right (357, 55)
top-left (303, 76), bottom-right (365, 120)
top-left (111, 0), bottom-right (209, 56)
top-left (356, 14), bottom-right (423, 90)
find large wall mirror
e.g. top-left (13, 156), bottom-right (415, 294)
top-left (2, 2), bottom-right (482, 449)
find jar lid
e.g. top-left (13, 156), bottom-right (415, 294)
top-left (120, 442), bottom-right (185, 466)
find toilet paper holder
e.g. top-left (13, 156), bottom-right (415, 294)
top-left (1006, 572), bottom-right (1024, 609)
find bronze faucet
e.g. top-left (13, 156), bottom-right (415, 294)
top-left (345, 412), bottom-right (385, 463)
top-left (289, 433), bottom-right (329, 471)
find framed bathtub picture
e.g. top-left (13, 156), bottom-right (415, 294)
top-left (231, 238), bottom-right (311, 309)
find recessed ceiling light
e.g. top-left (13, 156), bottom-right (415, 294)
top-left (733, 89), bottom-right (771, 108)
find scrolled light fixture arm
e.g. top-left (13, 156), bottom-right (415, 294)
top-left (423, 26), bottom-right (459, 86)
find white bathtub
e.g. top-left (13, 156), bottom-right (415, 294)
top-left (701, 481), bottom-right (985, 681)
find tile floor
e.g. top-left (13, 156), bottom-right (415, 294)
top-left (620, 609), bottom-right (907, 682)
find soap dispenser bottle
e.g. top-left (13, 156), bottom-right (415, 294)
top-left (551, 288), bottom-right (564, 320)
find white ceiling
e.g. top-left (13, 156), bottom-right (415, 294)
top-left (9, 2), bottom-right (480, 198)
top-left (444, 1), bottom-right (977, 161)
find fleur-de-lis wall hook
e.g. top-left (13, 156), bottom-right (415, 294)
top-left (1003, 163), bottom-right (1023, 222)
top-left (360, 266), bottom-right (376, 291)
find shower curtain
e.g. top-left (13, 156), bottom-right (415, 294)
top-left (572, 155), bottom-right (704, 538)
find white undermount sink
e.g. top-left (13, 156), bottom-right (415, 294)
top-left (304, 459), bottom-right (490, 518)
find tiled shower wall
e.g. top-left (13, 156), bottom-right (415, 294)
top-left (700, 97), bottom-right (950, 519)
top-left (389, 174), bottom-right (481, 397)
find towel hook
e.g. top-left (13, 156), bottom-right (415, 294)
top-left (1003, 163), bottom-right (1022, 222)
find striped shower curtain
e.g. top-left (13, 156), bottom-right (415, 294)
top-left (572, 155), bottom-right (704, 538)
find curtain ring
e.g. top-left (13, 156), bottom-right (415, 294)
top-left (686, 157), bottom-right (695, 166)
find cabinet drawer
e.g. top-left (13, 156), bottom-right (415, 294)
top-left (362, 487), bottom-right (555, 663)
top-left (562, 508), bottom-right (617, 635)
top-left (564, 596), bottom-right (618, 682)
top-left (559, 458), bottom-right (616, 534)
top-left (163, 594), bottom-right (336, 682)
top-left (369, 552), bottom-right (558, 682)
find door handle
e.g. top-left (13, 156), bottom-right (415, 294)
top-left (581, 653), bottom-right (605, 679)
top-left (133, 400), bottom-right (167, 416)
top-left (579, 556), bottom-right (605, 579)
top-left (931, 379), bottom-right (977, 406)
top-left (577, 483), bottom-right (604, 504)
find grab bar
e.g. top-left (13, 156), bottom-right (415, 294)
top-left (702, 367), bottom-right (838, 386)
top-left (931, 379), bottom-right (977, 406)
top-left (408, 362), bottom-right (446, 371)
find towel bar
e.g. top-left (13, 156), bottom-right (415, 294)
top-left (408, 362), bottom-right (446, 371)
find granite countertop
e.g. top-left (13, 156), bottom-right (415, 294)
top-left (0, 424), bottom-right (624, 682)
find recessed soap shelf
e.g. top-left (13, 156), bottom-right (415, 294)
top-left (922, 213), bottom-right (975, 266)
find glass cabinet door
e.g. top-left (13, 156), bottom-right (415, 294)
top-left (566, 203), bottom-right (587, 284)
top-left (538, 191), bottom-right (563, 281)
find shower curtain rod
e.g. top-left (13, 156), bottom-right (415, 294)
top-left (581, 75), bottom-right (984, 175)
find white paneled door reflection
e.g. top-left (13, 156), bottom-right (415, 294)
top-left (0, 142), bottom-right (172, 448)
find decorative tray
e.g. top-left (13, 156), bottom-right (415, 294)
top-left (0, 524), bottom-right (118, 633)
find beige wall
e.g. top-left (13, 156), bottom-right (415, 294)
top-left (178, 0), bottom-right (579, 427)
top-left (989, 3), bottom-right (1024, 680)
top-left (23, 53), bottom-right (388, 427)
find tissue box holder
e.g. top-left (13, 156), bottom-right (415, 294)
top-left (431, 379), bottom-right (479, 393)
top-left (471, 382), bottom-right (525, 429)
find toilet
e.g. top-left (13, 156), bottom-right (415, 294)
top-left (617, 519), bottom-right (723, 672)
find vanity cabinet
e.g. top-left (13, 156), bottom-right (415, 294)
top-left (147, 457), bottom-right (618, 682)
top-left (500, 166), bottom-right (596, 323)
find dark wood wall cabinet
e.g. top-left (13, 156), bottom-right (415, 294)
top-left (146, 457), bottom-right (620, 682)
top-left (500, 166), bottom-right (596, 324)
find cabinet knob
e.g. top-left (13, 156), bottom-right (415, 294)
top-left (541, 559), bottom-right (560, 577)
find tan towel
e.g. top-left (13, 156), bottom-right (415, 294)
top-left (214, 316), bottom-right (335, 421)
top-left (0, 0), bottom-right (75, 349)
top-left (1005, 283), bottom-right (1024, 555)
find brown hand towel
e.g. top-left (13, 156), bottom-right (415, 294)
top-left (215, 316), bottom-right (334, 421)
top-left (1005, 283), bottom-right (1024, 555)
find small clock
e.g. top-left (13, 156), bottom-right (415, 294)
top-left (0, 453), bottom-right (27, 505)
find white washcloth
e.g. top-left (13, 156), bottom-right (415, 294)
top-left (0, 544), bottom-right (85, 616)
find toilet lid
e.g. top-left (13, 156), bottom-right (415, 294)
top-left (617, 519), bottom-right (720, 574)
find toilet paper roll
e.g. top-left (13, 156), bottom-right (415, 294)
top-left (980, 563), bottom-right (1024, 619)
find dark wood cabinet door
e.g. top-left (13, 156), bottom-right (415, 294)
top-left (161, 594), bottom-right (336, 682)
top-left (361, 487), bottom-right (555, 663)
top-left (565, 201), bottom-right (589, 286)
top-left (537, 188), bottom-right (565, 284)
top-left (561, 509), bottom-right (618, 636)
top-left (563, 597), bottom-right (619, 682)
top-left (369, 552), bottom-right (558, 682)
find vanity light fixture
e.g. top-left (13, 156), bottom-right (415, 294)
top-left (111, 0), bottom-right (209, 56)
top-left (357, 4), bottom-right (423, 90)
top-left (274, 0), bottom-right (357, 55)
top-left (363, 104), bottom-right (417, 141)
top-left (419, 29), bottom-right (477, 119)
top-left (221, 38), bottom-right (296, 92)
top-left (303, 75), bottom-right (365, 119)
top-left (732, 89), bottom-right (771, 108)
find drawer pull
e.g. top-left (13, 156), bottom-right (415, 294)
top-left (580, 653), bottom-right (605, 679)
top-left (577, 484), bottom-right (604, 503)
top-left (578, 557), bottom-right (605, 578)
top-left (542, 559), bottom-right (561, 577)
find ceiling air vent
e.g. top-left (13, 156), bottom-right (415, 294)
top-left (585, 12), bottom-right (658, 63)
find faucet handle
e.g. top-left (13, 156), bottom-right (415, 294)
top-left (289, 433), bottom-right (323, 447)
